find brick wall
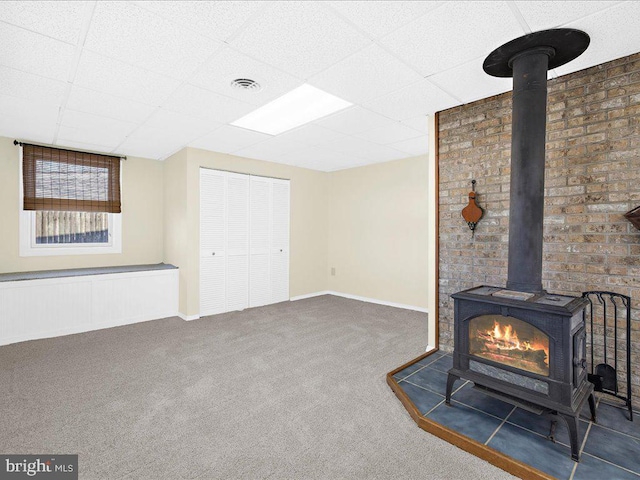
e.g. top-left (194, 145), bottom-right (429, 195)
top-left (438, 52), bottom-right (640, 397)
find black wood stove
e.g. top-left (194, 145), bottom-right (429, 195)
top-left (445, 29), bottom-right (596, 462)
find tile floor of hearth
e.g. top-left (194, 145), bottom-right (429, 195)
top-left (393, 352), bottom-right (640, 479)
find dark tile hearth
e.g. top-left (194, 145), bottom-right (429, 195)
top-left (393, 353), bottom-right (640, 480)
top-left (428, 401), bottom-right (504, 444)
top-left (399, 381), bottom-right (444, 415)
top-left (403, 365), bottom-right (449, 396)
top-left (582, 425), bottom-right (640, 474)
top-left (488, 422), bottom-right (576, 479)
top-left (451, 383), bottom-right (514, 419)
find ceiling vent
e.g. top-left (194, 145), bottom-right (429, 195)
top-left (230, 78), bottom-right (262, 92)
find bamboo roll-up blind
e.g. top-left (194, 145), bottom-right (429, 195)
top-left (22, 144), bottom-right (121, 213)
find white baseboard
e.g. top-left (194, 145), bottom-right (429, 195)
top-left (178, 313), bottom-right (200, 321)
top-left (290, 291), bottom-right (330, 301)
top-left (291, 290), bottom-right (428, 314)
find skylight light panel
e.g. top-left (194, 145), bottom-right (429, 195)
top-left (231, 84), bottom-right (352, 135)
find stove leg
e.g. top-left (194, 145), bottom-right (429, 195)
top-left (588, 393), bottom-right (597, 423)
top-left (560, 413), bottom-right (581, 462)
top-left (548, 419), bottom-right (558, 442)
top-left (445, 373), bottom-right (459, 406)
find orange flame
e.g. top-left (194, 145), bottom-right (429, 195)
top-left (486, 320), bottom-right (548, 366)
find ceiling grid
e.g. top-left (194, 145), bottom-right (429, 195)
top-left (0, 0), bottom-right (636, 171)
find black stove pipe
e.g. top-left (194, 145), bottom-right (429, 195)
top-left (505, 48), bottom-right (553, 294)
top-left (483, 29), bottom-right (590, 295)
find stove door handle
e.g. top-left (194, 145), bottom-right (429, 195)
top-left (573, 358), bottom-right (587, 369)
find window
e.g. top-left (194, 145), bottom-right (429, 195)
top-left (19, 143), bottom-right (122, 256)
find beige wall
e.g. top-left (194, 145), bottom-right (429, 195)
top-left (327, 155), bottom-right (430, 309)
top-left (0, 136), bottom-right (164, 273)
top-left (1, 131), bottom-right (432, 322)
top-left (163, 148), bottom-right (189, 314)
top-left (164, 147), bottom-right (329, 317)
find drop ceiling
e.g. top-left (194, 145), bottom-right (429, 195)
top-left (0, 1), bottom-right (638, 171)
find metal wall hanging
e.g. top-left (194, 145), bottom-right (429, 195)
top-left (462, 180), bottom-right (484, 237)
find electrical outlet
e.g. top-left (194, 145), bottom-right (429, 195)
top-left (331, 267), bottom-right (336, 276)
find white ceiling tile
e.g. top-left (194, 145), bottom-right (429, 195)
top-left (555, 2), bottom-right (640, 77)
top-left (74, 50), bottom-right (181, 105)
top-left (279, 146), bottom-right (366, 171)
top-left (133, 1), bottom-right (270, 42)
top-left (327, 1), bottom-right (444, 39)
top-left (324, 135), bottom-right (408, 163)
top-left (0, 22), bottom-right (75, 80)
top-left (230, 1), bottom-right (371, 79)
top-left (190, 46), bottom-right (304, 106)
top-left (363, 79), bottom-right (459, 120)
top-left (388, 135), bottom-right (429, 156)
top-left (142, 109), bottom-right (220, 141)
top-left (379, 1), bottom-right (525, 76)
top-left (84, 2), bottom-right (222, 81)
top-left (66, 86), bottom-right (156, 124)
top-left (315, 106), bottom-right (393, 135)
top-left (0, 66), bottom-right (67, 106)
top-left (59, 110), bottom-right (138, 148)
top-left (119, 108), bottom-right (221, 159)
top-left (54, 139), bottom-right (120, 155)
top-left (60, 110), bottom-right (134, 132)
top-left (162, 84), bottom-right (255, 124)
top-left (0, 1), bottom-right (88, 44)
top-left (514, 1), bottom-right (622, 31)
top-left (399, 116), bottom-right (428, 133)
top-left (276, 124), bottom-right (349, 147)
top-left (355, 122), bottom-right (423, 145)
top-left (308, 44), bottom-right (423, 104)
top-left (189, 125), bottom-right (271, 154)
top-left (428, 56), bottom-right (513, 105)
top-left (55, 129), bottom-right (119, 152)
top-left (234, 136), bottom-right (309, 162)
top-left (0, 94), bottom-right (58, 144)
top-left (118, 126), bottom-right (188, 160)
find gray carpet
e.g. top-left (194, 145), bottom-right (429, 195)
top-left (0, 295), bottom-right (516, 479)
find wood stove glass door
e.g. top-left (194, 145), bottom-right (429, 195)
top-left (469, 315), bottom-right (550, 376)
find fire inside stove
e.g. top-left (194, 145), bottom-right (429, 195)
top-left (469, 315), bottom-right (549, 376)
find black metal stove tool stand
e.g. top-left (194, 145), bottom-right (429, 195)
top-left (583, 291), bottom-right (633, 421)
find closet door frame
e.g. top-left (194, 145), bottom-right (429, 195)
top-left (199, 167), bottom-right (290, 316)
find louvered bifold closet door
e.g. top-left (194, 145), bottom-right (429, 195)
top-left (270, 179), bottom-right (290, 304)
top-left (225, 173), bottom-right (250, 311)
top-left (249, 176), bottom-right (271, 308)
top-left (200, 169), bottom-right (226, 316)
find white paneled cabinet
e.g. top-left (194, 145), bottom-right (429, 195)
top-left (200, 168), bottom-right (290, 316)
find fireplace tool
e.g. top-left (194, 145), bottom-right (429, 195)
top-left (583, 291), bottom-right (633, 421)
